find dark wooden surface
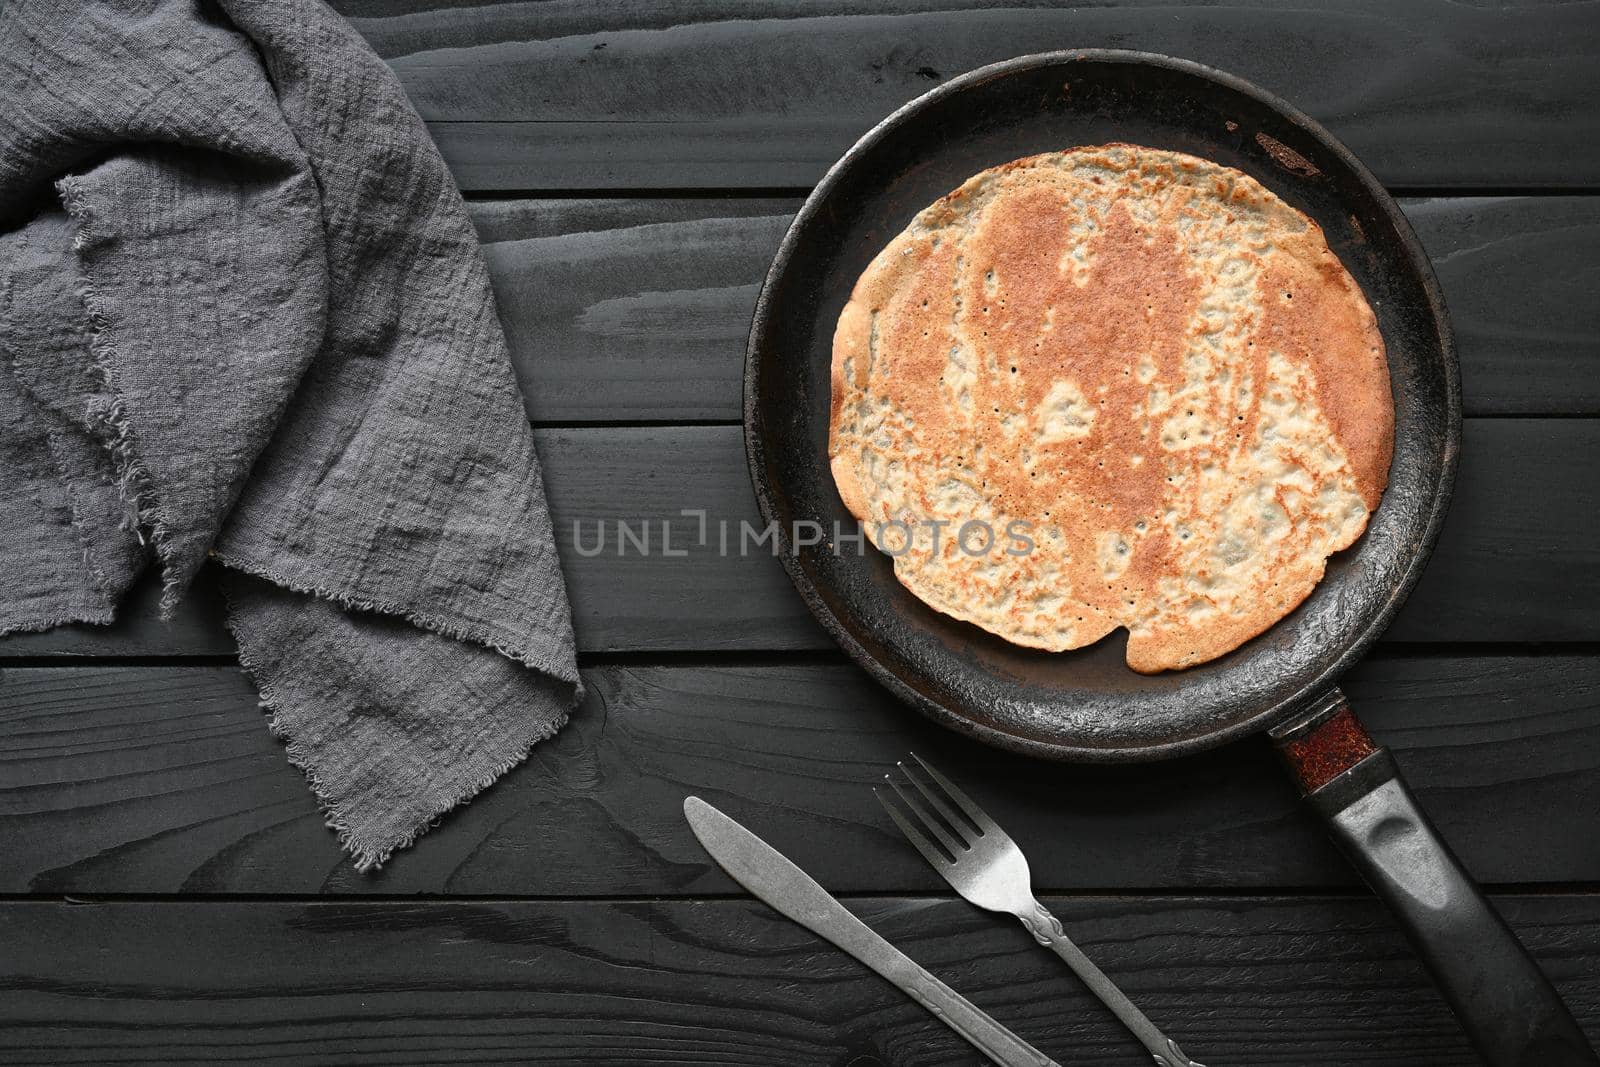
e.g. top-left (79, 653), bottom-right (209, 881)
top-left (335, 0), bottom-right (1600, 191)
top-left (3, 896), bottom-right (1597, 1065)
top-left (4, 655), bottom-right (1599, 895)
top-left (3, 2), bottom-right (1598, 1063)
top-left (3, 420), bottom-right (1598, 658)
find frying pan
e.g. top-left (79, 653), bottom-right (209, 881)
top-left (744, 51), bottom-right (1596, 1066)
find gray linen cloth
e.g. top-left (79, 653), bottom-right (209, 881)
top-left (0, 0), bottom-right (581, 869)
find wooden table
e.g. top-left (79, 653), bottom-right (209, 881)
top-left (3, 3), bottom-right (1598, 1063)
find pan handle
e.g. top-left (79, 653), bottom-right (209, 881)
top-left (1271, 687), bottom-right (1597, 1067)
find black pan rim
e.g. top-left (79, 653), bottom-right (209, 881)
top-left (744, 47), bottom-right (1462, 762)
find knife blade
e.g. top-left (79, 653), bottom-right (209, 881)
top-left (683, 796), bottom-right (1059, 1067)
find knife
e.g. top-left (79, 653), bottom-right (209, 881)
top-left (684, 796), bottom-right (1060, 1067)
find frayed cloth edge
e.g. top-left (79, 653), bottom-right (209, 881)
top-left (0, 606), bottom-right (116, 638)
top-left (53, 177), bottom-right (580, 872)
top-left (56, 175), bottom-right (185, 617)
top-left (217, 575), bottom-right (572, 872)
top-left (213, 549), bottom-right (582, 698)
top-left (340, 709), bottom-right (568, 872)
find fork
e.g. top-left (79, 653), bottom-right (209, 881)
top-left (876, 754), bottom-right (1208, 1067)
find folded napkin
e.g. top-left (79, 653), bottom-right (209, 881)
top-left (0, 0), bottom-right (581, 868)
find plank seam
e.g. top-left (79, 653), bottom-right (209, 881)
top-left (3, 886), bottom-right (1599, 904)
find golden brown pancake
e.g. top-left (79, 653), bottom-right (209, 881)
top-left (829, 144), bottom-right (1392, 673)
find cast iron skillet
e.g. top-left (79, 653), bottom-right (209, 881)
top-left (745, 51), bottom-right (1595, 1067)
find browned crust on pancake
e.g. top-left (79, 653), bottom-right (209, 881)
top-left (829, 145), bottom-right (1393, 673)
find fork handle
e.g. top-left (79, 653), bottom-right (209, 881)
top-left (1019, 900), bottom-right (1207, 1067)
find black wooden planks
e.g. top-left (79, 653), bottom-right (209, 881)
top-left (2, 894), bottom-right (1597, 1065)
top-left (4, 4), bottom-right (1597, 1062)
top-left (329, 0), bottom-right (1600, 191)
top-left (474, 198), bottom-right (792, 424)
top-left (3, 419), bottom-right (1596, 658)
top-left (4, 656), bottom-right (1597, 895)
top-left (1405, 198), bottom-right (1600, 416)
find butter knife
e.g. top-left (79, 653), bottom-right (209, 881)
top-left (684, 796), bottom-right (1059, 1067)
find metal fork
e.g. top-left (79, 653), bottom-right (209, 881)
top-left (876, 754), bottom-right (1208, 1067)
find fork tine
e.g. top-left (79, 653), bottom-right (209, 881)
top-left (910, 752), bottom-right (1000, 835)
top-left (886, 773), bottom-right (969, 855)
top-left (875, 786), bottom-right (957, 870)
top-left (899, 759), bottom-right (979, 840)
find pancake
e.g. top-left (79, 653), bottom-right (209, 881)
top-left (828, 144), bottom-right (1393, 673)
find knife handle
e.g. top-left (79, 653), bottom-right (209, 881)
top-left (1018, 900), bottom-right (1205, 1067)
top-left (892, 964), bottom-right (1059, 1067)
top-left (683, 796), bottom-right (1058, 1067)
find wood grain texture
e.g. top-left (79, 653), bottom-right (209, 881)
top-left (3, 656), bottom-right (1597, 894)
top-left (3, 8), bottom-right (1592, 1059)
top-left (470, 196), bottom-right (1600, 423)
top-left (2, 419), bottom-right (1596, 658)
top-left (326, 0), bottom-right (1600, 191)
top-left (1, 894), bottom-right (1596, 1065)
top-left (473, 198), bottom-right (793, 423)
top-left (1405, 198), bottom-right (1600, 416)
top-left (1383, 419), bottom-right (1600, 642)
